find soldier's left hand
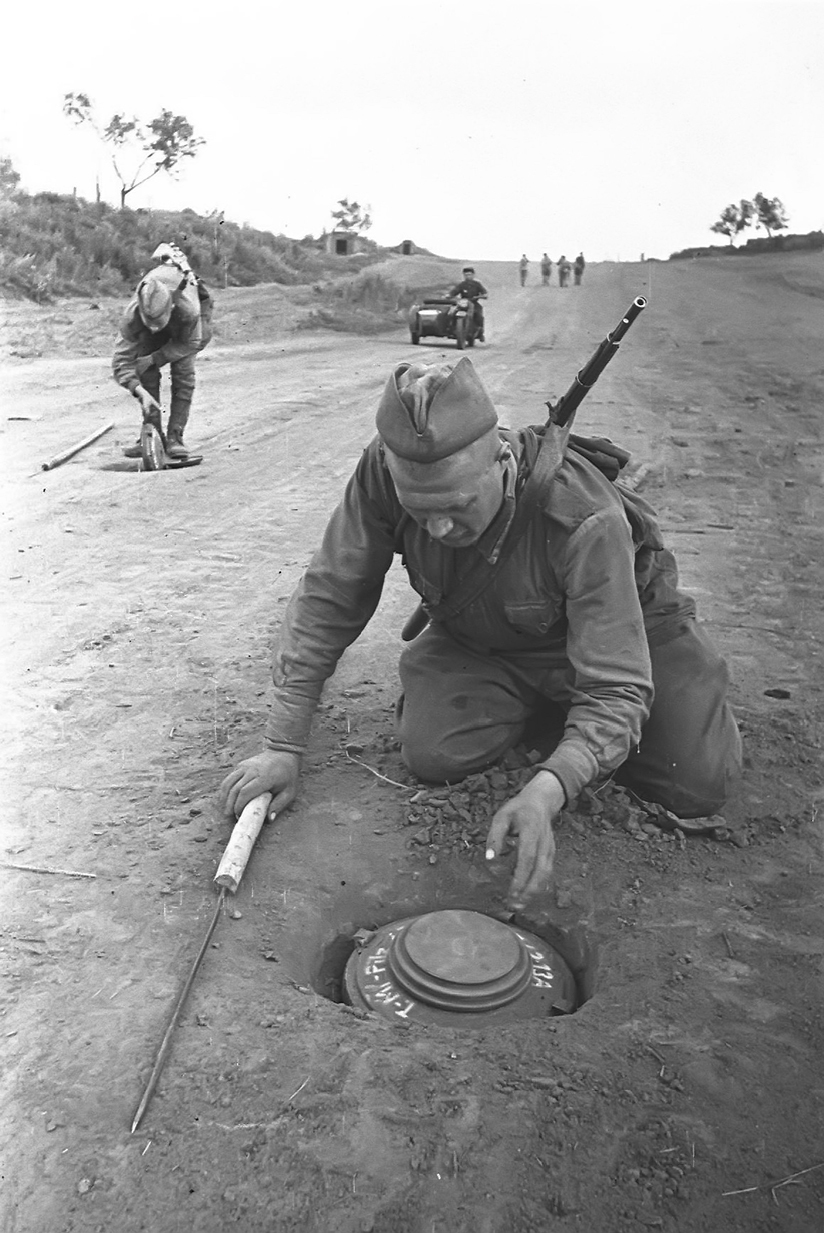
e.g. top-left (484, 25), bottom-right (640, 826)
top-left (135, 355), bottom-right (155, 377)
top-left (485, 772), bottom-right (565, 908)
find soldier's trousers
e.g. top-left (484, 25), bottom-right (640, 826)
top-left (140, 353), bottom-right (196, 435)
top-left (396, 619), bottom-right (742, 818)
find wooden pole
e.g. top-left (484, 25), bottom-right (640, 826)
top-left (41, 421), bottom-right (114, 472)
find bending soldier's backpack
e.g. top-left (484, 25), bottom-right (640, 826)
top-left (151, 241), bottom-right (213, 350)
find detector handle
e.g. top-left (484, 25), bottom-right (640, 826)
top-left (213, 792), bottom-right (273, 893)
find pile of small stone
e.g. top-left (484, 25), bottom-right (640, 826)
top-left (404, 748), bottom-right (542, 860)
top-left (573, 783), bottom-right (739, 846)
top-left (403, 751), bottom-right (738, 862)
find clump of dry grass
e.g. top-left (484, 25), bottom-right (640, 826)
top-left (296, 270), bottom-right (436, 334)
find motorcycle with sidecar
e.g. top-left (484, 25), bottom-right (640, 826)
top-left (408, 294), bottom-right (484, 349)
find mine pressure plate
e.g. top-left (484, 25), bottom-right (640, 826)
top-left (343, 909), bottom-right (577, 1027)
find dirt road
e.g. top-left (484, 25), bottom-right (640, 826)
top-left (2, 254), bottom-right (823, 1232)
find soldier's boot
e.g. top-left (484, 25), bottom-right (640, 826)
top-left (166, 407), bottom-right (190, 460)
top-left (166, 429), bottom-right (189, 460)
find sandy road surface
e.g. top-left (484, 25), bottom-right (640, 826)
top-left (2, 255), bottom-right (823, 1232)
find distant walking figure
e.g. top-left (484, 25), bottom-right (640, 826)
top-left (557, 255), bottom-right (571, 288)
top-left (519, 254), bottom-right (529, 287)
top-left (540, 253), bottom-right (552, 285)
top-left (574, 252), bottom-right (586, 286)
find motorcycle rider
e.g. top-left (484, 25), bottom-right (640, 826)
top-left (450, 266), bottom-right (487, 342)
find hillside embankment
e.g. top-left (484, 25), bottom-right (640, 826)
top-left (0, 253), bottom-right (469, 360)
top-left (0, 192), bottom-right (394, 299)
top-left (0, 191), bottom-right (468, 348)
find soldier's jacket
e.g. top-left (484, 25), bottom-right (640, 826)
top-left (112, 277), bottom-right (213, 394)
top-left (264, 429), bottom-right (695, 798)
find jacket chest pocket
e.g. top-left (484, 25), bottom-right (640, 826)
top-left (503, 599), bottom-right (562, 639)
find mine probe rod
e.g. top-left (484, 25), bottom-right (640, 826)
top-left (130, 792), bottom-right (273, 1134)
top-left (548, 296), bottom-right (647, 427)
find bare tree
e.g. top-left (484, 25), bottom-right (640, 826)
top-left (330, 197), bottom-right (373, 233)
top-left (63, 93), bottom-right (204, 208)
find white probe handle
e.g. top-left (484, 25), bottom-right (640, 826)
top-left (214, 792), bottom-right (273, 893)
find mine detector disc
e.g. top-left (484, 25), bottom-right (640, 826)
top-left (138, 422), bottom-right (204, 470)
top-left (343, 909), bottom-right (577, 1027)
top-left (140, 421), bottom-right (166, 471)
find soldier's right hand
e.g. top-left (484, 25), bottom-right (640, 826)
top-left (485, 771), bottom-right (565, 909)
top-left (218, 750), bottom-right (300, 821)
top-left (135, 386), bottom-right (162, 418)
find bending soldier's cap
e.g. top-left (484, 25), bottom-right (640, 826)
top-left (376, 357), bottom-right (498, 462)
top-left (136, 270), bottom-right (173, 327)
top-left (136, 258), bottom-right (191, 330)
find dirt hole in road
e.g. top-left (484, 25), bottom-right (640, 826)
top-left (305, 869), bottom-right (598, 1019)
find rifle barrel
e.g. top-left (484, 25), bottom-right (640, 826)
top-left (549, 296), bottom-right (647, 426)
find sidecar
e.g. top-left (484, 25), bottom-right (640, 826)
top-left (408, 295), bottom-right (478, 349)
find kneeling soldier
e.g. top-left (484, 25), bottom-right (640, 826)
top-left (220, 358), bottom-right (742, 907)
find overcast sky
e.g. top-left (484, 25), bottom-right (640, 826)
top-left (2, 0), bottom-right (821, 262)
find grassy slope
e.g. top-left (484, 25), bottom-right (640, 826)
top-left (0, 192), bottom-right (391, 300)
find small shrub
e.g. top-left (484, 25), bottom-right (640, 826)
top-left (0, 251), bottom-right (55, 301)
top-left (296, 271), bottom-right (423, 334)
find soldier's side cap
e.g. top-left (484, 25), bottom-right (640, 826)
top-left (376, 357), bottom-right (498, 463)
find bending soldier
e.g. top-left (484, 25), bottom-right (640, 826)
top-left (113, 243), bottom-right (213, 459)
